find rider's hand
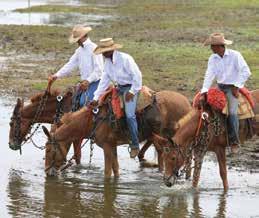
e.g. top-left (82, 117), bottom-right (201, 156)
top-left (80, 80), bottom-right (89, 91)
top-left (125, 92), bottom-right (134, 102)
top-left (48, 75), bottom-right (57, 84)
top-left (231, 86), bottom-right (239, 98)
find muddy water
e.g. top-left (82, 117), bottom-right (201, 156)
top-left (0, 0), bottom-right (113, 26)
top-left (1, 96), bottom-right (259, 217)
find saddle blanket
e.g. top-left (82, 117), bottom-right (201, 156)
top-left (193, 87), bottom-right (255, 120)
top-left (99, 85), bottom-right (155, 119)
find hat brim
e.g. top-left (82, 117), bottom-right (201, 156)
top-left (68, 27), bottom-right (92, 44)
top-left (204, 39), bottom-right (233, 46)
top-left (94, 44), bottom-right (123, 55)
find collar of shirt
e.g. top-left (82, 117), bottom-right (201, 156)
top-left (104, 50), bottom-right (119, 64)
top-left (213, 48), bottom-right (230, 59)
top-left (82, 38), bottom-right (92, 47)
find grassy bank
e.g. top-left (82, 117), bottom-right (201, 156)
top-left (0, 0), bottom-right (258, 98)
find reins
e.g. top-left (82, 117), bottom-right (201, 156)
top-left (50, 106), bottom-right (109, 172)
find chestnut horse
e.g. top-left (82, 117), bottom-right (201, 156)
top-left (154, 90), bottom-right (259, 191)
top-left (8, 89), bottom-right (86, 163)
top-left (43, 91), bottom-right (192, 177)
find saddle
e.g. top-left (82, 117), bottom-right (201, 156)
top-left (98, 86), bottom-right (161, 140)
top-left (193, 87), bottom-right (255, 120)
top-left (193, 87), bottom-right (257, 143)
top-left (99, 85), bottom-right (156, 120)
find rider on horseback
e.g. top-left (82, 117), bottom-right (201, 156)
top-left (48, 25), bottom-right (103, 108)
top-left (91, 38), bottom-right (142, 158)
top-left (200, 33), bottom-right (251, 154)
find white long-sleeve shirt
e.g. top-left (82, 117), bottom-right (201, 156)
top-left (201, 49), bottom-right (251, 93)
top-left (93, 50), bottom-right (142, 101)
top-left (54, 38), bottom-right (103, 83)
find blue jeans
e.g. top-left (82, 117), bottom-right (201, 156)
top-left (218, 84), bottom-right (239, 144)
top-left (79, 80), bottom-right (100, 107)
top-left (118, 86), bottom-right (139, 149)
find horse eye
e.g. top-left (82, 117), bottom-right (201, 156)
top-left (9, 122), bottom-right (13, 127)
top-left (172, 157), bottom-right (176, 161)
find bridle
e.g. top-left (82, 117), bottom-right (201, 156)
top-left (163, 110), bottom-right (212, 183)
top-left (45, 105), bottom-right (109, 173)
top-left (44, 135), bottom-right (67, 172)
top-left (10, 90), bottom-right (49, 152)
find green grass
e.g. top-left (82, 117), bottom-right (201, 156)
top-left (14, 5), bottom-right (114, 14)
top-left (1, 0), bottom-right (258, 97)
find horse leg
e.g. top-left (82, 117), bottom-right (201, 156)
top-left (192, 150), bottom-right (204, 189)
top-left (103, 143), bottom-right (112, 178)
top-left (153, 141), bottom-right (164, 172)
top-left (73, 139), bottom-right (82, 165)
top-left (216, 147), bottom-right (228, 191)
top-left (138, 140), bottom-right (152, 161)
top-left (111, 147), bottom-right (119, 177)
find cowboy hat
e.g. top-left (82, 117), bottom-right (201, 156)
top-left (68, 25), bottom-right (92, 44)
top-left (94, 38), bottom-right (123, 55)
top-left (204, 33), bottom-right (232, 46)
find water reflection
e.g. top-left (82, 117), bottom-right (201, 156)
top-left (6, 169), bottom-right (228, 218)
top-left (7, 169), bottom-right (43, 217)
top-left (0, 11), bottom-right (112, 26)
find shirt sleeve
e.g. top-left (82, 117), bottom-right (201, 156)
top-left (54, 50), bottom-right (79, 78)
top-left (93, 70), bottom-right (111, 101)
top-left (234, 52), bottom-right (251, 88)
top-left (201, 57), bottom-right (216, 93)
top-left (125, 56), bottom-right (142, 95)
top-left (85, 53), bottom-right (104, 83)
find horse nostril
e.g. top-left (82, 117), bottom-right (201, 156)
top-left (165, 181), bottom-right (172, 187)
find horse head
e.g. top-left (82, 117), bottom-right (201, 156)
top-left (8, 98), bottom-right (28, 150)
top-left (153, 132), bottom-right (185, 187)
top-left (43, 125), bottom-right (69, 176)
top-left (43, 105), bottom-right (96, 176)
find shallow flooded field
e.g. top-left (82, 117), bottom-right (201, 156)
top-left (0, 0), bottom-right (113, 26)
top-left (1, 96), bottom-right (259, 217)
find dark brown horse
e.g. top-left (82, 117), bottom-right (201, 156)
top-left (8, 89), bottom-right (86, 163)
top-left (43, 90), bottom-right (192, 177)
top-left (154, 90), bottom-right (259, 191)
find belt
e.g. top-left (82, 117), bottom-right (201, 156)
top-left (218, 83), bottom-right (234, 89)
top-left (118, 84), bottom-right (131, 88)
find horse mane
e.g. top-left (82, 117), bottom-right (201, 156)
top-left (61, 107), bottom-right (92, 125)
top-left (177, 109), bottom-right (198, 128)
top-left (30, 89), bottom-right (61, 103)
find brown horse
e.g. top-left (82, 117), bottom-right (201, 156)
top-left (8, 89), bottom-right (86, 163)
top-left (43, 90), bottom-right (192, 177)
top-left (154, 90), bottom-right (259, 191)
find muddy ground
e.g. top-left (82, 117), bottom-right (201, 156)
top-left (0, 0), bottom-right (258, 170)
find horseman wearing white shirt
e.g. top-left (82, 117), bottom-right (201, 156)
top-left (92, 38), bottom-right (142, 158)
top-left (200, 33), bottom-right (251, 154)
top-left (48, 25), bottom-right (103, 108)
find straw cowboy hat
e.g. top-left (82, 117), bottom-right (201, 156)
top-left (68, 25), bottom-right (92, 44)
top-left (204, 33), bottom-right (233, 46)
top-left (94, 38), bottom-right (123, 54)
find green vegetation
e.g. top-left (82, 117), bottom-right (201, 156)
top-left (15, 5), bottom-right (114, 14)
top-left (0, 0), bottom-right (258, 97)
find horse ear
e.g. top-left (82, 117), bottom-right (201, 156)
top-left (42, 126), bottom-right (51, 139)
top-left (16, 98), bottom-right (21, 106)
top-left (152, 133), bottom-right (168, 145)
